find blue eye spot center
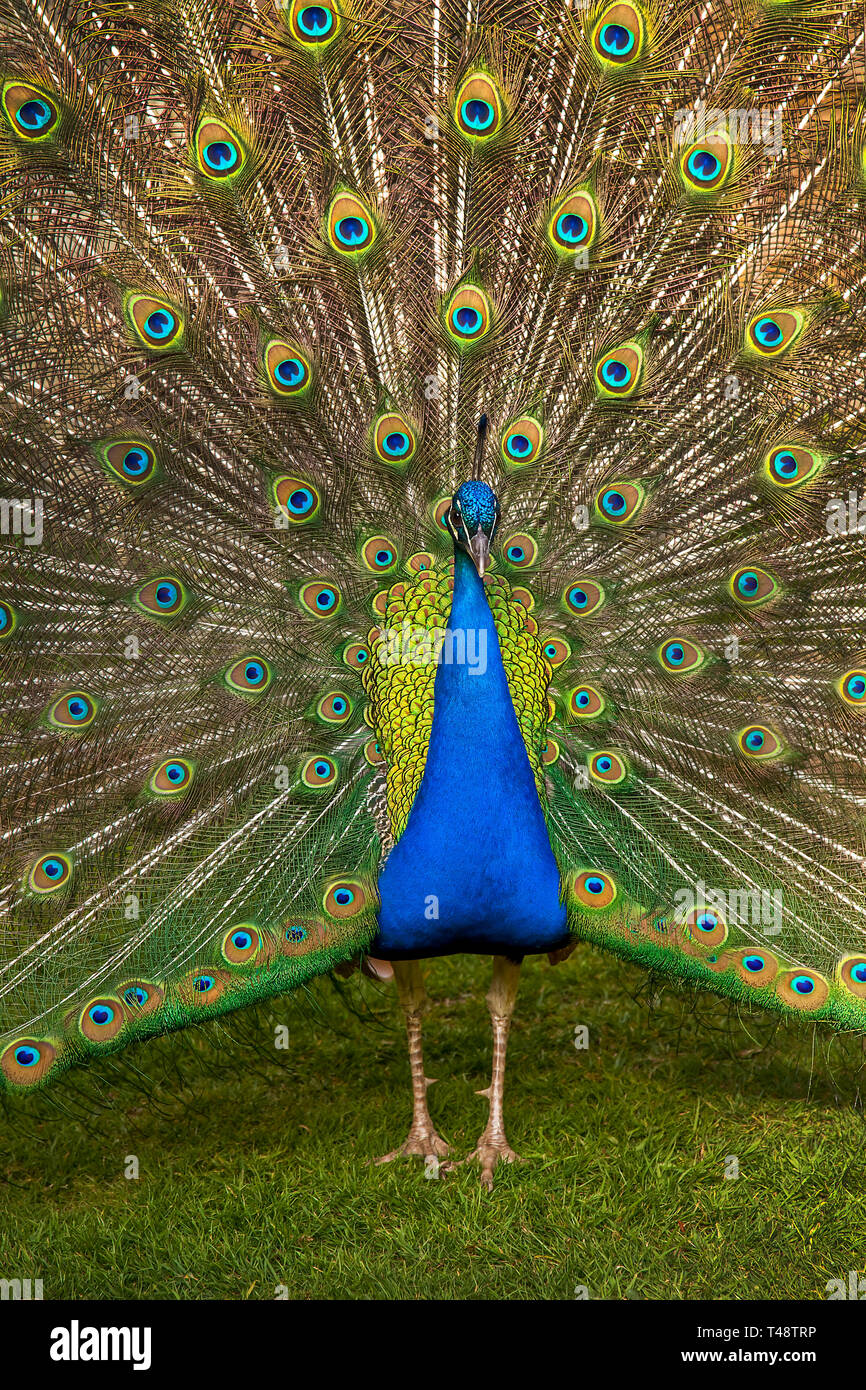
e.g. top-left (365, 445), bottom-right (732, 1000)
top-left (43, 858), bottom-right (64, 879)
top-left (204, 140), bottom-right (237, 171)
top-left (245, 663), bottom-right (264, 683)
top-left (123, 448), bottom-right (149, 475)
top-left (316, 589), bottom-right (335, 609)
top-left (687, 148), bottom-right (720, 181)
top-left (507, 433), bottom-right (531, 457)
top-left (125, 986), bottom-right (148, 1007)
top-left (745, 730), bottom-right (765, 750)
top-left (19, 98), bottom-right (51, 130)
top-left (336, 216), bottom-right (366, 245)
top-left (602, 359), bottom-right (630, 386)
top-left (315, 761), bottom-right (330, 777)
top-left (335, 888), bottom-right (353, 905)
top-left (145, 310), bottom-right (175, 340)
top-left (507, 546), bottom-right (524, 562)
top-left (599, 23), bottom-right (635, 56)
top-left (332, 698), bottom-right (346, 713)
top-left (738, 572), bottom-right (759, 595)
top-left (384, 432), bottom-right (409, 455)
top-left (68, 698), bottom-right (87, 719)
top-left (557, 212), bottom-right (587, 243)
top-left (569, 587), bottom-right (588, 608)
top-left (576, 691), bottom-right (590, 707)
top-left (454, 305), bottom-right (481, 332)
top-left (15, 1046), bottom-right (38, 1066)
top-left (697, 913), bottom-right (718, 932)
top-left (602, 489), bottom-right (626, 516)
top-left (276, 358), bottom-right (302, 384)
top-left (852, 963), bottom-right (866, 983)
top-left (585, 876), bottom-right (606, 895)
top-left (166, 762), bottom-right (186, 781)
top-left (792, 975), bottom-right (814, 995)
top-left (287, 925), bottom-right (308, 943)
top-left (89, 1005), bottom-right (114, 1026)
top-left (774, 451), bottom-right (798, 476)
top-left (755, 317), bottom-right (782, 345)
top-left (744, 955), bottom-right (765, 972)
top-left (194, 975), bottom-right (214, 993)
top-left (461, 98), bottom-right (494, 131)
top-left (597, 757), bottom-right (612, 772)
top-left (232, 931), bottom-right (251, 950)
top-left (847, 676), bottom-right (866, 699)
top-left (299, 5), bottom-right (332, 36)
top-left (666, 644), bottom-right (684, 665)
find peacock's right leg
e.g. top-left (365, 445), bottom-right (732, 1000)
top-left (373, 958), bottom-right (449, 1164)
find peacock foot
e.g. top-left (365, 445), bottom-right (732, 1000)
top-left (372, 1123), bottom-right (450, 1165)
top-left (444, 1128), bottom-right (522, 1192)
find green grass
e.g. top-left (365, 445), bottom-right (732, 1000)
top-left (2, 945), bottom-right (866, 1300)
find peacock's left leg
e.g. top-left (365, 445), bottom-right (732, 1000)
top-left (373, 959), bottom-right (449, 1165)
top-left (448, 954), bottom-right (523, 1191)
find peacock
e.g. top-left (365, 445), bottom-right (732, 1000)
top-left (2, 0), bottom-right (866, 1192)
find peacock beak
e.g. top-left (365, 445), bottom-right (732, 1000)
top-left (468, 530), bottom-right (490, 578)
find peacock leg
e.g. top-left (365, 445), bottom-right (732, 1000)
top-left (449, 954), bottom-right (523, 1191)
top-left (373, 959), bottom-right (449, 1164)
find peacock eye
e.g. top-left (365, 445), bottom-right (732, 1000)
top-left (148, 758), bottom-right (194, 795)
top-left (745, 308), bottom-right (807, 359)
top-left (591, 3), bottom-right (647, 68)
top-left (327, 192), bottom-right (376, 255)
top-left (284, 0), bottom-right (342, 49)
top-left (595, 341), bottom-right (644, 398)
top-left (2, 81), bottom-right (60, 140)
top-left (563, 579), bottom-right (606, 617)
top-left (737, 723), bottom-right (785, 760)
top-left (454, 72), bottom-right (503, 141)
top-left (729, 565), bottom-right (780, 607)
top-left (444, 285), bottom-right (492, 346)
top-left (194, 118), bottom-right (246, 180)
top-left (124, 292), bottom-right (185, 352)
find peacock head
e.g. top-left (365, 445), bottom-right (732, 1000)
top-left (446, 479), bottom-right (501, 578)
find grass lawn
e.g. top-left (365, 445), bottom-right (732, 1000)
top-left (2, 944), bottom-right (865, 1300)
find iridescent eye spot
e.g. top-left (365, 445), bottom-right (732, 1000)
top-left (374, 412), bottom-right (417, 465)
top-left (317, 690), bottom-right (352, 723)
top-left (119, 980), bottom-right (163, 1015)
top-left (265, 341), bottom-right (312, 397)
top-left (125, 293), bottom-right (184, 351)
top-left (2, 82), bottom-right (60, 140)
top-left (746, 308), bottom-right (806, 357)
top-left (221, 924), bottom-right (262, 965)
top-left (839, 955), bottom-right (866, 998)
top-left (27, 852), bottom-right (72, 894)
top-left (134, 576), bottom-right (187, 619)
top-left (564, 579), bottom-right (605, 617)
top-left (680, 132), bottom-right (733, 193)
top-left (406, 552), bottom-right (435, 575)
top-left (728, 947), bottom-right (778, 987)
top-left (274, 475), bottom-right (320, 522)
top-left (588, 749), bottom-right (628, 785)
top-left (503, 533), bottom-right (537, 569)
top-left (541, 738), bottom-right (560, 765)
top-left (286, 0), bottom-right (341, 45)
top-left (327, 193), bottom-right (376, 254)
top-left (595, 343), bottom-right (643, 397)
top-left (573, 869), bottom-right (617, 909)
top-left (444, 286), bottom-right (491, 345)
top-left (1, 1037), bottom-right (57, 1086)
top-left (149, 757), bottom-right (194, 795)
top-left (688, 148), bottom-right (719, 180)
top-left (225, 656), bottom-right (272, 695)
top-left (777, 967), bottom-right (829, 1011)
top-left (658, 637), bottom-right (704, 675)
top-left (302, 755), bottom-right (338, 789)
top-left (595, 480), bottom-right (644, 525)
top-left (323, 879), bottom-right (369, 918)
top-left (590, 3), bottom-right (646, 66)
top-left (501, 416), bottom-right (544, 467)
top-left (541, 636), bottom-right (570, 668)
top-left (47, 690), bottom-right (98, 730)
top-left (362, 536), bottom-right (399, 573)
top-left (195, 118), bottom-right (246, 179)
top-left (729, 566), bottom-right (779, 607)
top-left (763, 444), bottom-right (823, 489)
top-left (299, 580), bottom-right (342, 618)
top-left (684, 907), bottom-right (728, 950)
top-left (838, 669), bottom-right (866, 707)
top-left (568, 685), bottom-right (606, 719)
top-left (454, 73), bottom-right (503, 140)
top-left (342, 641), bottom-right (370, 670)
top-left (100, 439), bottom-right (159, 486)
top-left (0, 600), bottom-right (17, 639)
top-left (79, 996), bottom-right (125, 1042)
top-left (364, 738), bottom-right (385, 766)
top-left (737, 724), bottom-right (784, 760)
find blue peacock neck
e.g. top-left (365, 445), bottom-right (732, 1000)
top-left (373, 546), bottom-right (569, 959)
